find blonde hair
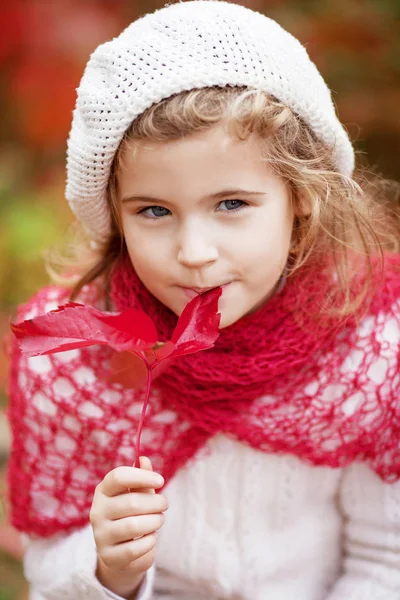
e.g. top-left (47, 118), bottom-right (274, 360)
top-left (46, 86), bottom-right (400, 314)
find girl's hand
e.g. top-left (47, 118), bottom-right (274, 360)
top-left (90, 456), bottom-right (167, 599)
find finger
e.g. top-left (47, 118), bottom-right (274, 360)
top-left (100, 534), bottom-right (156, 570)
top-left (105, 513), bottom-right (166, 545)
top-left (139, 456), bottom-right (153, 471)
top-left (105, 492), bottom-right (169, 520)
top-left (138, 456), bottom-right (156, 495)
top-left (101, 465), bottom-right (164, 497)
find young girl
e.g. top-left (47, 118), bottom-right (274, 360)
top-left (6, 1), bottom-right (400, 599)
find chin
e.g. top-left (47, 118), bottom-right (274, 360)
top-left (218, 310), bottom-right (242, 329)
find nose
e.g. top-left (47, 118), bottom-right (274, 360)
top-left (177, 222), bottom-right (219, 268)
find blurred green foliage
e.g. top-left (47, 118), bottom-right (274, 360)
top-left (0, 0), bottom-right (399, 595)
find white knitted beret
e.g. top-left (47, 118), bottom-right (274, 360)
top-left (66, 0), bottom-right (355, 242)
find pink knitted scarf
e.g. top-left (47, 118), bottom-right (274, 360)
top-left (7, 253), bottom-right (400, 536)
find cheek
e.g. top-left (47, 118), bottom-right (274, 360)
top-left (242, 210), bottom-right (292, 264)
top-left (268, 203), bottom-right (294, 252)
top-left (124, 229), bottom-right (168, 282)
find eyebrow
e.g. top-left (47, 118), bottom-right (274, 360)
top-left (121, 189), bottom-right (265, 204)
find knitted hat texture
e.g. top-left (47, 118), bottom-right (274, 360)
top-left (66, 0), bottom-right (355, 242)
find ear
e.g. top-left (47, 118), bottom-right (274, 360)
top-left (291, 188), bottom-right (311, 217)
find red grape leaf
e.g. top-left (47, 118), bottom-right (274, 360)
top-left (145, 341), bottom-right (175, 364)
top-left (107, 351), bottom-right (149, 388)
top-left (11, 289), bottom-right (222, 466)
top-left (106, 345), bottom-right (175, 389)
top-left (10, 302), bottom-right (158, 357)
top-left (170, 287), bottom-right (222, 357)
top-left (11, 289), bottom-right (221, 394)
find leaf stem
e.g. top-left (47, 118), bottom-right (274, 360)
top-left (134, 360), bottom-right (153, 468)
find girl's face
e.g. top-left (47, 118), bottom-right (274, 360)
top-left (118, 123), bottom-right (294, 328)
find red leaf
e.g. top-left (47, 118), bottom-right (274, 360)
top-left (11, 289), bottom-right (222, 467)
top-left (11, 302), bottom-right (158, 357)
top-left (107, 351), bottom-right (149, 389)
top-left (146, 341), bottom-right (175, 364)
top-left (106, 345), bottom-right (175, 389)
top-left (170, 287), bottom-right (222, 357)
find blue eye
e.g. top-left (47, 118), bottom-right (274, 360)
top-left (139, 206), bottom-right (171, 219)
top-left (137, 199), bottom-right (247, 220)
top-left (218, 200), bottom-right (246, 211)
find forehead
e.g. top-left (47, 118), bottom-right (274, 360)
top-left (117, 124), bottom-right (281, 200)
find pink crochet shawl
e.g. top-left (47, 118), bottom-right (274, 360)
top-left (7, 254), bottom-right (400, 536)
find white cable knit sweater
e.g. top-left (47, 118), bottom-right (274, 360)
top-left (23, 433), bottom-right (400, 600)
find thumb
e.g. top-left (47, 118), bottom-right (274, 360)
top-left (137, 455), bottom-right (156, 495)
top-left (138, 456), bottom-right (153, 471)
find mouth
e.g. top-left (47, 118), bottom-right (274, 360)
top-left (178, 283), bottom-right (232, 299)
top-left (186, 286), bottom-right (217, 294)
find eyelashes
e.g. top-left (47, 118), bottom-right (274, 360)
top-left (139, 205), bottom-right (170, 219)
top-left (137, 199), bottom-right (249, 221)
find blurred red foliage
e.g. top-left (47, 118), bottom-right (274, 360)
top-left (1, 0), bottom-right (399, 162)
top-left (0, 0), bottom-right (130, 150)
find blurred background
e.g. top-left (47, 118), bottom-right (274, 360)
top-left (0, 0), bottom-right (399, 597)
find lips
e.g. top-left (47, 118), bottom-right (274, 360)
top-left (178, 283), bottom-right (231, 300)
top-left (181, 283), bottom-right (230, 293)
top-left (186, 287), bottom-right (216, 294)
